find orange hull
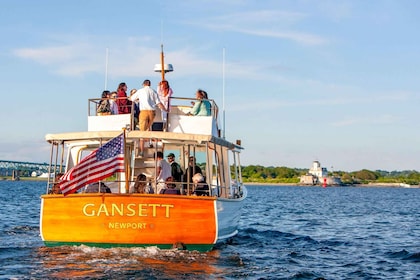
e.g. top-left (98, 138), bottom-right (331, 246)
top-left (40, 194), bottom-right (217, 251)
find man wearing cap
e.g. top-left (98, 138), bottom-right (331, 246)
top-left (167, 153), bottom-right (183, 182)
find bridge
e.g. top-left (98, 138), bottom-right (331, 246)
top-left (0, 160), bottom-right (56, 177)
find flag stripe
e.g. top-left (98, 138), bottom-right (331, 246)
top-left (60, 158), bottom-right (124, 192)
top-left (59, 133), bottom-right (125, 195)
top-left (60, 157), bottom-right (124, 194)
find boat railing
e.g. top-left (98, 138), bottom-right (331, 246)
top-left (46, 168), bottom-right (246, 199)
top-left (89, 97), bottom-right (137, 115)
top-left (47, 178), bottom-right (217, 197)
top-left (168, 96), bottom-right (218, 119)
top-left (87, 96), bottom-right (220, 136)
top-left (166, 96), bottom-right (219, 136)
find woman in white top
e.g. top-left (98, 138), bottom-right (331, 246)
top-left (157, 80), bottom-right (173, 129)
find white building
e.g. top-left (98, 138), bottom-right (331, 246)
top-left (300, 161), bottom-right (342, 186)
top-left (309, 161), bottom-right (328, 178)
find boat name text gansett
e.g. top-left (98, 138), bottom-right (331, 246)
top-left (82, 203), bottom-right (174, 218)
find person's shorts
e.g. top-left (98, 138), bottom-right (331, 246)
top-left (139, 110), bottom-right (156, 131)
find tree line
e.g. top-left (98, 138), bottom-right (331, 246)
top-left (237, 165), bottom-right (420, 185)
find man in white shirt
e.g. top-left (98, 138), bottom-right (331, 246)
top-left (154, 151), bottom-right (172, 194)
top-left (130, 79), bottom-right (167, 156)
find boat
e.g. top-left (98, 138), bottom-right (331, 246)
top-left (39, 46), bottom-right (247, 252)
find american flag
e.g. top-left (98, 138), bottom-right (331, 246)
top-left (59, 133), bottom-right (125, 195)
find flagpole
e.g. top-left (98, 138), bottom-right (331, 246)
top-left (222, 48), bottom-right (226, 139)
top-left (123, 129), bottom-right (129, 193)
top-left (104, 48), bottom-right (109, 90)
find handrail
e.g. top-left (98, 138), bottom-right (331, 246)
top-left (88, 96), bottom-right (219, 132)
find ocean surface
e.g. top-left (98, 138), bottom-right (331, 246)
top-left (0, 181), bottom-right (419, 280)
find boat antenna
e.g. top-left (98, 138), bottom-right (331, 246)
top-left (222, 48), bottom-right (226, 139)
top-left (104, 48), bottom-right (109, 90)
top-left (154, 17), bottom-right (173, 82)
top-left (159, 15), bottom-right (165, 82)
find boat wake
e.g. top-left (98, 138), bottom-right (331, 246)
top-left (34, 245), bottom-right (224, 279)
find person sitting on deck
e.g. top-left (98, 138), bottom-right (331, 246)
top-left (97, 90), bottom-right (111, 115)
top-left (48, 173), bottom-right (64, 194)
top-left (192, 173), bottom-right (210, 196)
top-left (159, 176), bottom-right (181, 195)
top-left (131, 173), bottom-right (147, 193)
top-left (188, 89), bottom-right (211, 116)
top-left (49, 183), bottom-right (62, 194)
top-left (83, 182), bottom-right (111, 193)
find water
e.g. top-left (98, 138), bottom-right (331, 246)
top-left (1, 181), bottom-right (419, 279)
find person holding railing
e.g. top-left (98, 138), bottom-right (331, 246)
top-left (130, 79), bottom-right (167, 157)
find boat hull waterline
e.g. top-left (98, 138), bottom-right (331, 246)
top-left (40, 193), bottom-right (245, 252)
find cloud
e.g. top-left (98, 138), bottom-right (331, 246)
top-left (13, 43), bottom-right (104, 76)
top-left (182, 10), bottom-right (328, 45)
top-left (330, 114), bottom-right (400, 127)
top-left (11, 37), bottom-right (267, 81)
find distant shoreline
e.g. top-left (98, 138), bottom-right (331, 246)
top-left (244, 182), bottom-right (420, 188)
top-left (2, 177), bottom-right (419, 188)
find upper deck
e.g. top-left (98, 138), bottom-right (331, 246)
top-left (88, 96), bottom-right (220, 137)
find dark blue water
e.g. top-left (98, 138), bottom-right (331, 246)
top-left (0, 181), bottom-right (419, 279)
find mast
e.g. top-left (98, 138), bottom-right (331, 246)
top-left (154, 45), bottom-right (173, 78)
top-left (160, 44), bottom-right (165, 81)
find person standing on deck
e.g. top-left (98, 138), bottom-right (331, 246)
top-left (109, 91), bottom-right (119, 115)
top-left (183, 156), bottom-right (202, 193)
top-left (130, 79), bottom-right (167, 157)
top-left (116, 82), bottom-right (132, 114)
top-left (167, 153), bottom-right (183, 183)
top-left (154, 151), bottom-right (172, 194)
top-left (130, 89), bottom-right (140, 129)
top-left (157, 80), bottom-right (173, 130)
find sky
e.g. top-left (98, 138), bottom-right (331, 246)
top-left (0, 0), bottom-right (419, 172)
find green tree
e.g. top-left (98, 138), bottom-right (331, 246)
top-left (352, 169), bottom-right (378, 182)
